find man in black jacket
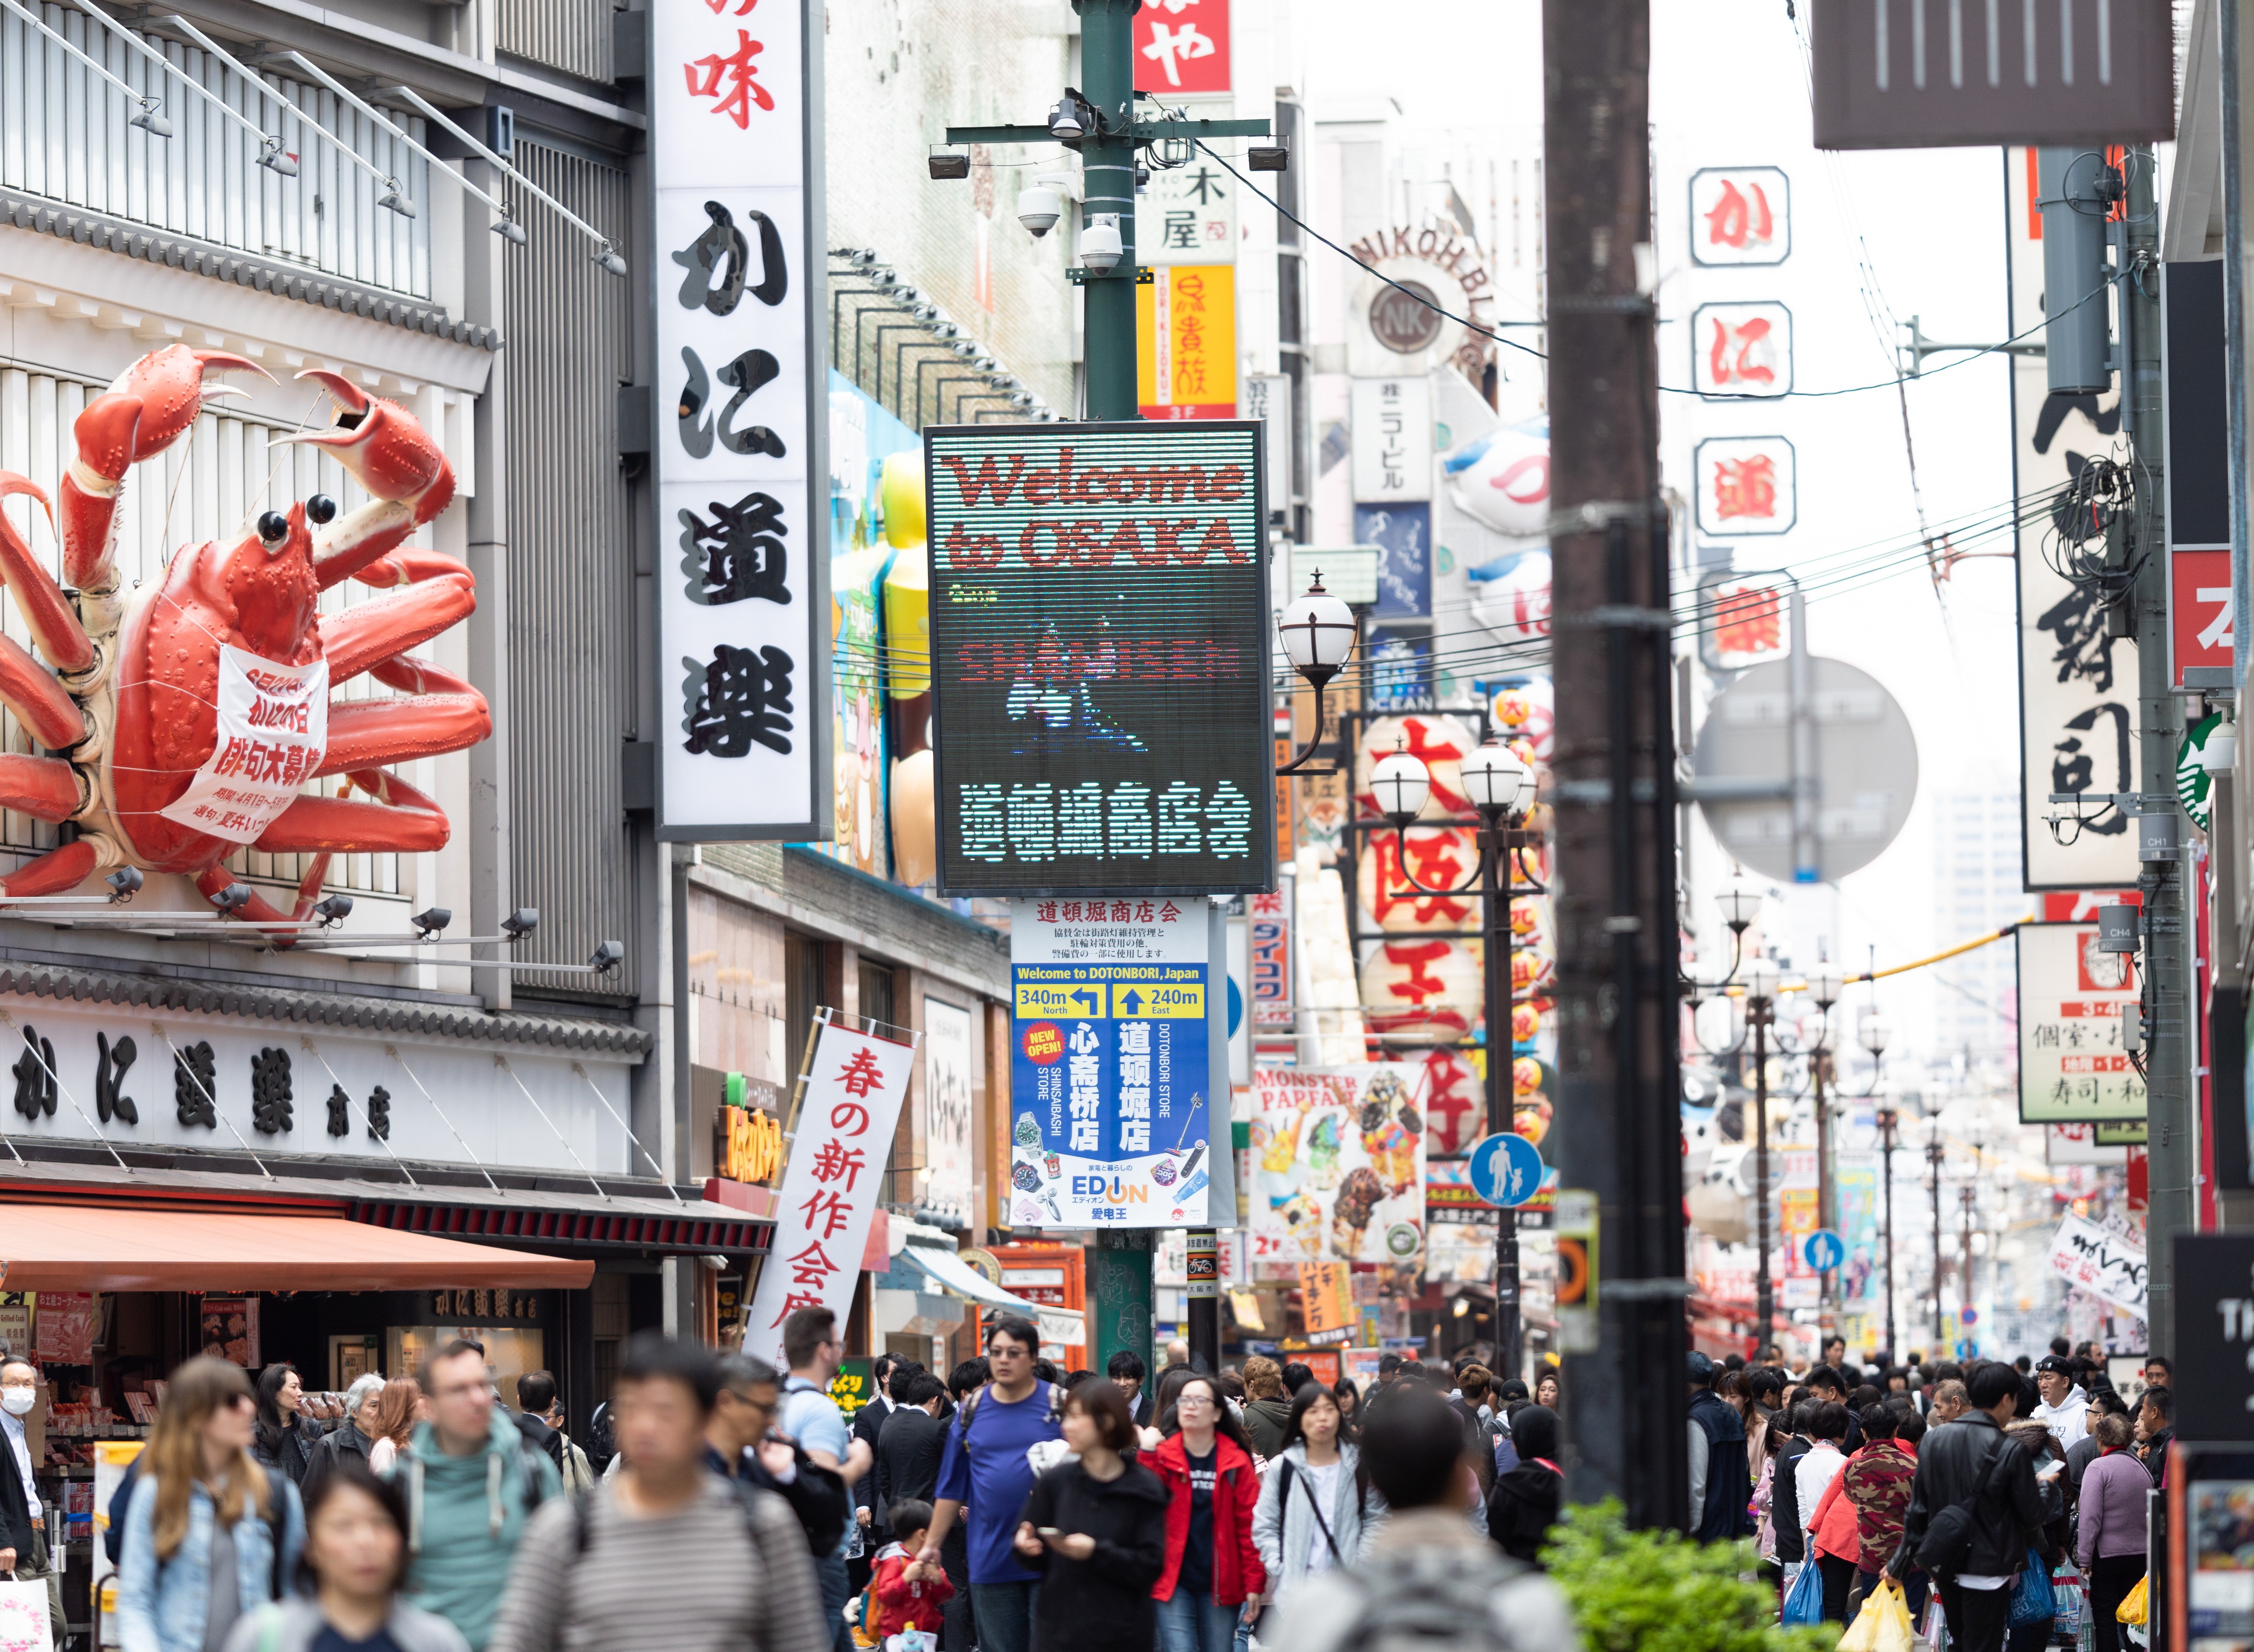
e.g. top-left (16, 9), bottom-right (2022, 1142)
top-left (876, 1369), bottom-right (948, 1515)
top-left (707, 1351), bottom-right (850, 1559)
top-left (1890, 1361), bottom-right (2045, 1652)
top-left (1772, 1402), bottom-right (1812, 1583)
top-left (849, 1353), bottom-right (902, 1589)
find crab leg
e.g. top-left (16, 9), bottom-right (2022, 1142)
top-left (0, 636), bottom-right (87, 750)
top-left (66, 347), bottom-right (271, 592)
top-left (0, 477), bottom-right (93, 675)
top-left (0, 755), bottom-right (86, 822)
top-left (0, 840), bottom-right (98, 897)
top-left (195, 853), bottom-right (334, 947)
top-left (349, 548), bottom-right (474, 591)
top-left (319, 682), bottom-right (490, 775)
top-left (322, 572), bottom-right (475, 685)
top-left (251, 768), bottom-right (447, 854)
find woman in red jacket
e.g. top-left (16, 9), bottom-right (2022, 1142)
top-left (1147, 1374), bottom-right (1267, 1652)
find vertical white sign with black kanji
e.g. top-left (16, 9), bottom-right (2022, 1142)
top-left (651, 0), bottom-right (829, 839)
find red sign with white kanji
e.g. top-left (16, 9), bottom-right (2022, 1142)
top-left (1133, 0), bottom-right (1230, 94)
top-left (742, 1020), bottom-right (917, 1364)
top-left (2169, 546), bottom-right (2232, 689)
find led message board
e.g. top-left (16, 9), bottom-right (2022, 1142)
top-left (926, 422), bottom-right (1275, 897)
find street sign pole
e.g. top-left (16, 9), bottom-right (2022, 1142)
top-left (1485, 811), bottom-right (1521, 1380)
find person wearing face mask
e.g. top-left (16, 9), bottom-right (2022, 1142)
top-left (0, 1359), bottom-right (60, 1641)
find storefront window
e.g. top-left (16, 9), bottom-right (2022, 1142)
top-left (387, 1326), bottom-right (546, 1396)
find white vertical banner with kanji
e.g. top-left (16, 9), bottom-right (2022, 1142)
top-left (650, 0), bottom-right (828, 841)
top-left (743, 1020), bottom-right (918, 1365)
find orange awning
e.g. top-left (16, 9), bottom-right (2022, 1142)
top-left (0, 1203), bottom-right (593, 1292)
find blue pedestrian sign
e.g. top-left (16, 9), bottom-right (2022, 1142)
top-left (1802, 1228), bottom-right (1846, 1273)
top-left (1468, 1132), bottom-right (1546, 1208)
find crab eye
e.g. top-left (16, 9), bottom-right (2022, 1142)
top-left (306, 494), bottom-right (337, 526)
top-left (256, 511), bottom-right (289, 548)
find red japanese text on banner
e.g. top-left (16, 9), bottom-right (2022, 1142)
top-left (742, 1023), bottom-right (917, 1364)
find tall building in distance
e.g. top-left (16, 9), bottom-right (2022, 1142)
top-left (1929, 789), bottom-right (2026, 1070)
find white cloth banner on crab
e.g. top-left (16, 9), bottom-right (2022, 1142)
top-left (157, 645), bottom-right (328, 843)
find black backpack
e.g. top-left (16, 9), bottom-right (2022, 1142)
top-left (1914, 1430), bottom-right (2017, 1576)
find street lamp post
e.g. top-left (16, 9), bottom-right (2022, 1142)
top-left (1743, 956), bottom-right (1781, 1357)
top-left (1803, 962), bottom-right (1843, 1331)
top-left (1875, 1101), bottom-right (1900, 1358)
top-left (1275, 576), bottom-right (1357, 776)
top-left (1927, 1131), bottom-right (1947, 1347)
top-left (1372, 733), bottom-right (1543, 1379)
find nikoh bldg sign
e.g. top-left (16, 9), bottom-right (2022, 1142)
top-left (925, 423), bottom-right (1275, 897)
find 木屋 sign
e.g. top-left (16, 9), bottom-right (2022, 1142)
top-left (925, 423), bottom-right (1274, 897)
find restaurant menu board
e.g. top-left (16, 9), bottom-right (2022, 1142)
top-left (2015, 922), bottom-right (2148, 1122)
top-left (1008, 900), bottom-right (1212, 1227)
top-left (35, 1292), bottom-right (94, 1365)
top-left (1249, 1067), bottom-right (1428, 1265)
top-left (925, 423), bottom-right (1274, 897)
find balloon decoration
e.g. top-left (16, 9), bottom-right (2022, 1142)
top-left (1467, 549), bottom-right (1551, 643)
top-left (1442, 419), bottom-right (1551, 537)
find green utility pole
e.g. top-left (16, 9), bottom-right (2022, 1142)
top-left (2126, 141), bottom-right (2192, 1356)
top-left (941, 0), bottom-right (1270, 421)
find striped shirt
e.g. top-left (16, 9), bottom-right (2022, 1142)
top-left (487, 1472), bottom-right (829, 1652)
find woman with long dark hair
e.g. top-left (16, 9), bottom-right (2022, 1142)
top-left (117, 1356), bottom-right (307, 1652)
top-left (1148, 1374), bottom-right (1266, 1652)
top-left (220, 1458), bottom-right (466, 1652)
top-left (1251, 1382), bottom-right (1372, 1617)
top-left (1486, 1404), bottom-right (1562, 1565)
top-left (1330, 1378), bottom-right (1361, 1440)
top-left (252, 1362), bottom-right (325, 1488)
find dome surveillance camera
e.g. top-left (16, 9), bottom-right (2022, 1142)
top-left (1081, 214), bottom-right (1124, 274)
top-left (1018, 180), bottom-right (1062, 238)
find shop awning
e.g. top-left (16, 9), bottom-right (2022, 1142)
top-left (894, 1242), bottom-right (1083, 1345)
top-left (0, 1203), bottom-right (594, 1291)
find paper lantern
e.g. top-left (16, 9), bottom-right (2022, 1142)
top-left (1359, 939), bottom-right (1482, 1043)
top-left (1488, 675), bottom-right (1555, 762)
top-left (1511, 1001), bottom-right (1541, 1045)
top-left (1358, 825), bottom-right (1480, 933)
top-left (1419, 1047), bottom-right (1484, 1155)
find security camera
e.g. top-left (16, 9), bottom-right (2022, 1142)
top-left (589, 940), bottom-right (626, 974)
top-left (501, 907), bottom-right (540, 939)
top-left (209, 883), bottom-right (253, 912)
top-left (412, 906), bottom-right (453, 937)
top-left (1081, 214), bottom-right (1124, 274)
top-left (104, 867), bottom-right (143, 904)
top-left (1018, 180), bottom-right (1063, 238)
top-left (312, 894), bottom-right (354, 926)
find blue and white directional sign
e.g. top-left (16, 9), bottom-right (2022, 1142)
top-left (1803, 1228), bottom-right (1845, 1273)
top-left (1008, 900), bottom-right (1213, 1228)
top-left (1468, 1131), bottom-right (1546, 1209)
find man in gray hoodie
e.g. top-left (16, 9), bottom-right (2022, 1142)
top-left (389, 1339), bottom-right (561, 1651)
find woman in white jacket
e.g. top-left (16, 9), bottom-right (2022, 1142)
top-left (1250, 1384), bottom-right (1383, 1627)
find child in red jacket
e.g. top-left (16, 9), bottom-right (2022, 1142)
top-left (870, 1501), bottom-right (955, 1650)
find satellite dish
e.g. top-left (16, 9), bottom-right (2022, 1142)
top-left (1692, 656), bottom-right (1918, 884)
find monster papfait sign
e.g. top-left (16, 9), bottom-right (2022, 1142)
top-left (1248, 1066), bottom-right (1427, 1266)
top-left (0, 346), bottom-right (469, 914)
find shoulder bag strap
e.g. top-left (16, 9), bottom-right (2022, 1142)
top-left (1293, 1461), bottom-right (1341, 1560)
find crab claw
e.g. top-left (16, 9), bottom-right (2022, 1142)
top-left (287, 369), bottom-right (455, 525)
top-left (106, 345), bottom-right (276, 465)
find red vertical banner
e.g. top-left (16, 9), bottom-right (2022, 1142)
top-left (1132, 0), bottom-right (1230, 94)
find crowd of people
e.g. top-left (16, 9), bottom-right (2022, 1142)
top-left (72, 1308), bottom-right (2168, 1652)
top-left (88, 1313), bottom-right (1573, 1652)
top-left (1699, 1335), bottom-right (2168, 1652)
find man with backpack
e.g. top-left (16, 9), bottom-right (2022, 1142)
top-left (779, 1308), bottom-right (874, 1652)
top-left (1889, 1361), bottom-right (2045, 1652)
top-left (918, 1316), bottom-right (1063, 1652)
top-left (1687, 1352), bottom-right (1753, 1541)
top-left (1266, 1381), bottom-right (1575, 1652)
top-left (391, 1338), bottom-right (562, 1651)
top-left (490, 1333), bottom-right (829, 1652)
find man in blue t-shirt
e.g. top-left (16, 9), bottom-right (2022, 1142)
top-left (920, 1316), bottom-right (1061, 1652)
top-left (779, 1306), bottom-right (873, 1652)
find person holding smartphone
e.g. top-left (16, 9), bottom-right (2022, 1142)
top-left (1012, 1383), bottom-right (1168, 1652)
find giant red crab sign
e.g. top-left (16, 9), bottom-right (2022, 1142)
top-left (0, 345), bottom-right (486, 938)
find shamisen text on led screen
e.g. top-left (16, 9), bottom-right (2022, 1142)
top-left (926, 422), bottom-right (1275, 897)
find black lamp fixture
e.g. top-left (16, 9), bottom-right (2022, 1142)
top-left (1274, 574), bottom-right (1357, 776)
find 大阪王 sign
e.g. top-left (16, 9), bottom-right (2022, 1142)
top-left (925, 422), bottom-right (1273, 897)
top-left (1006, 899), bottom-right (1213, 1228)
